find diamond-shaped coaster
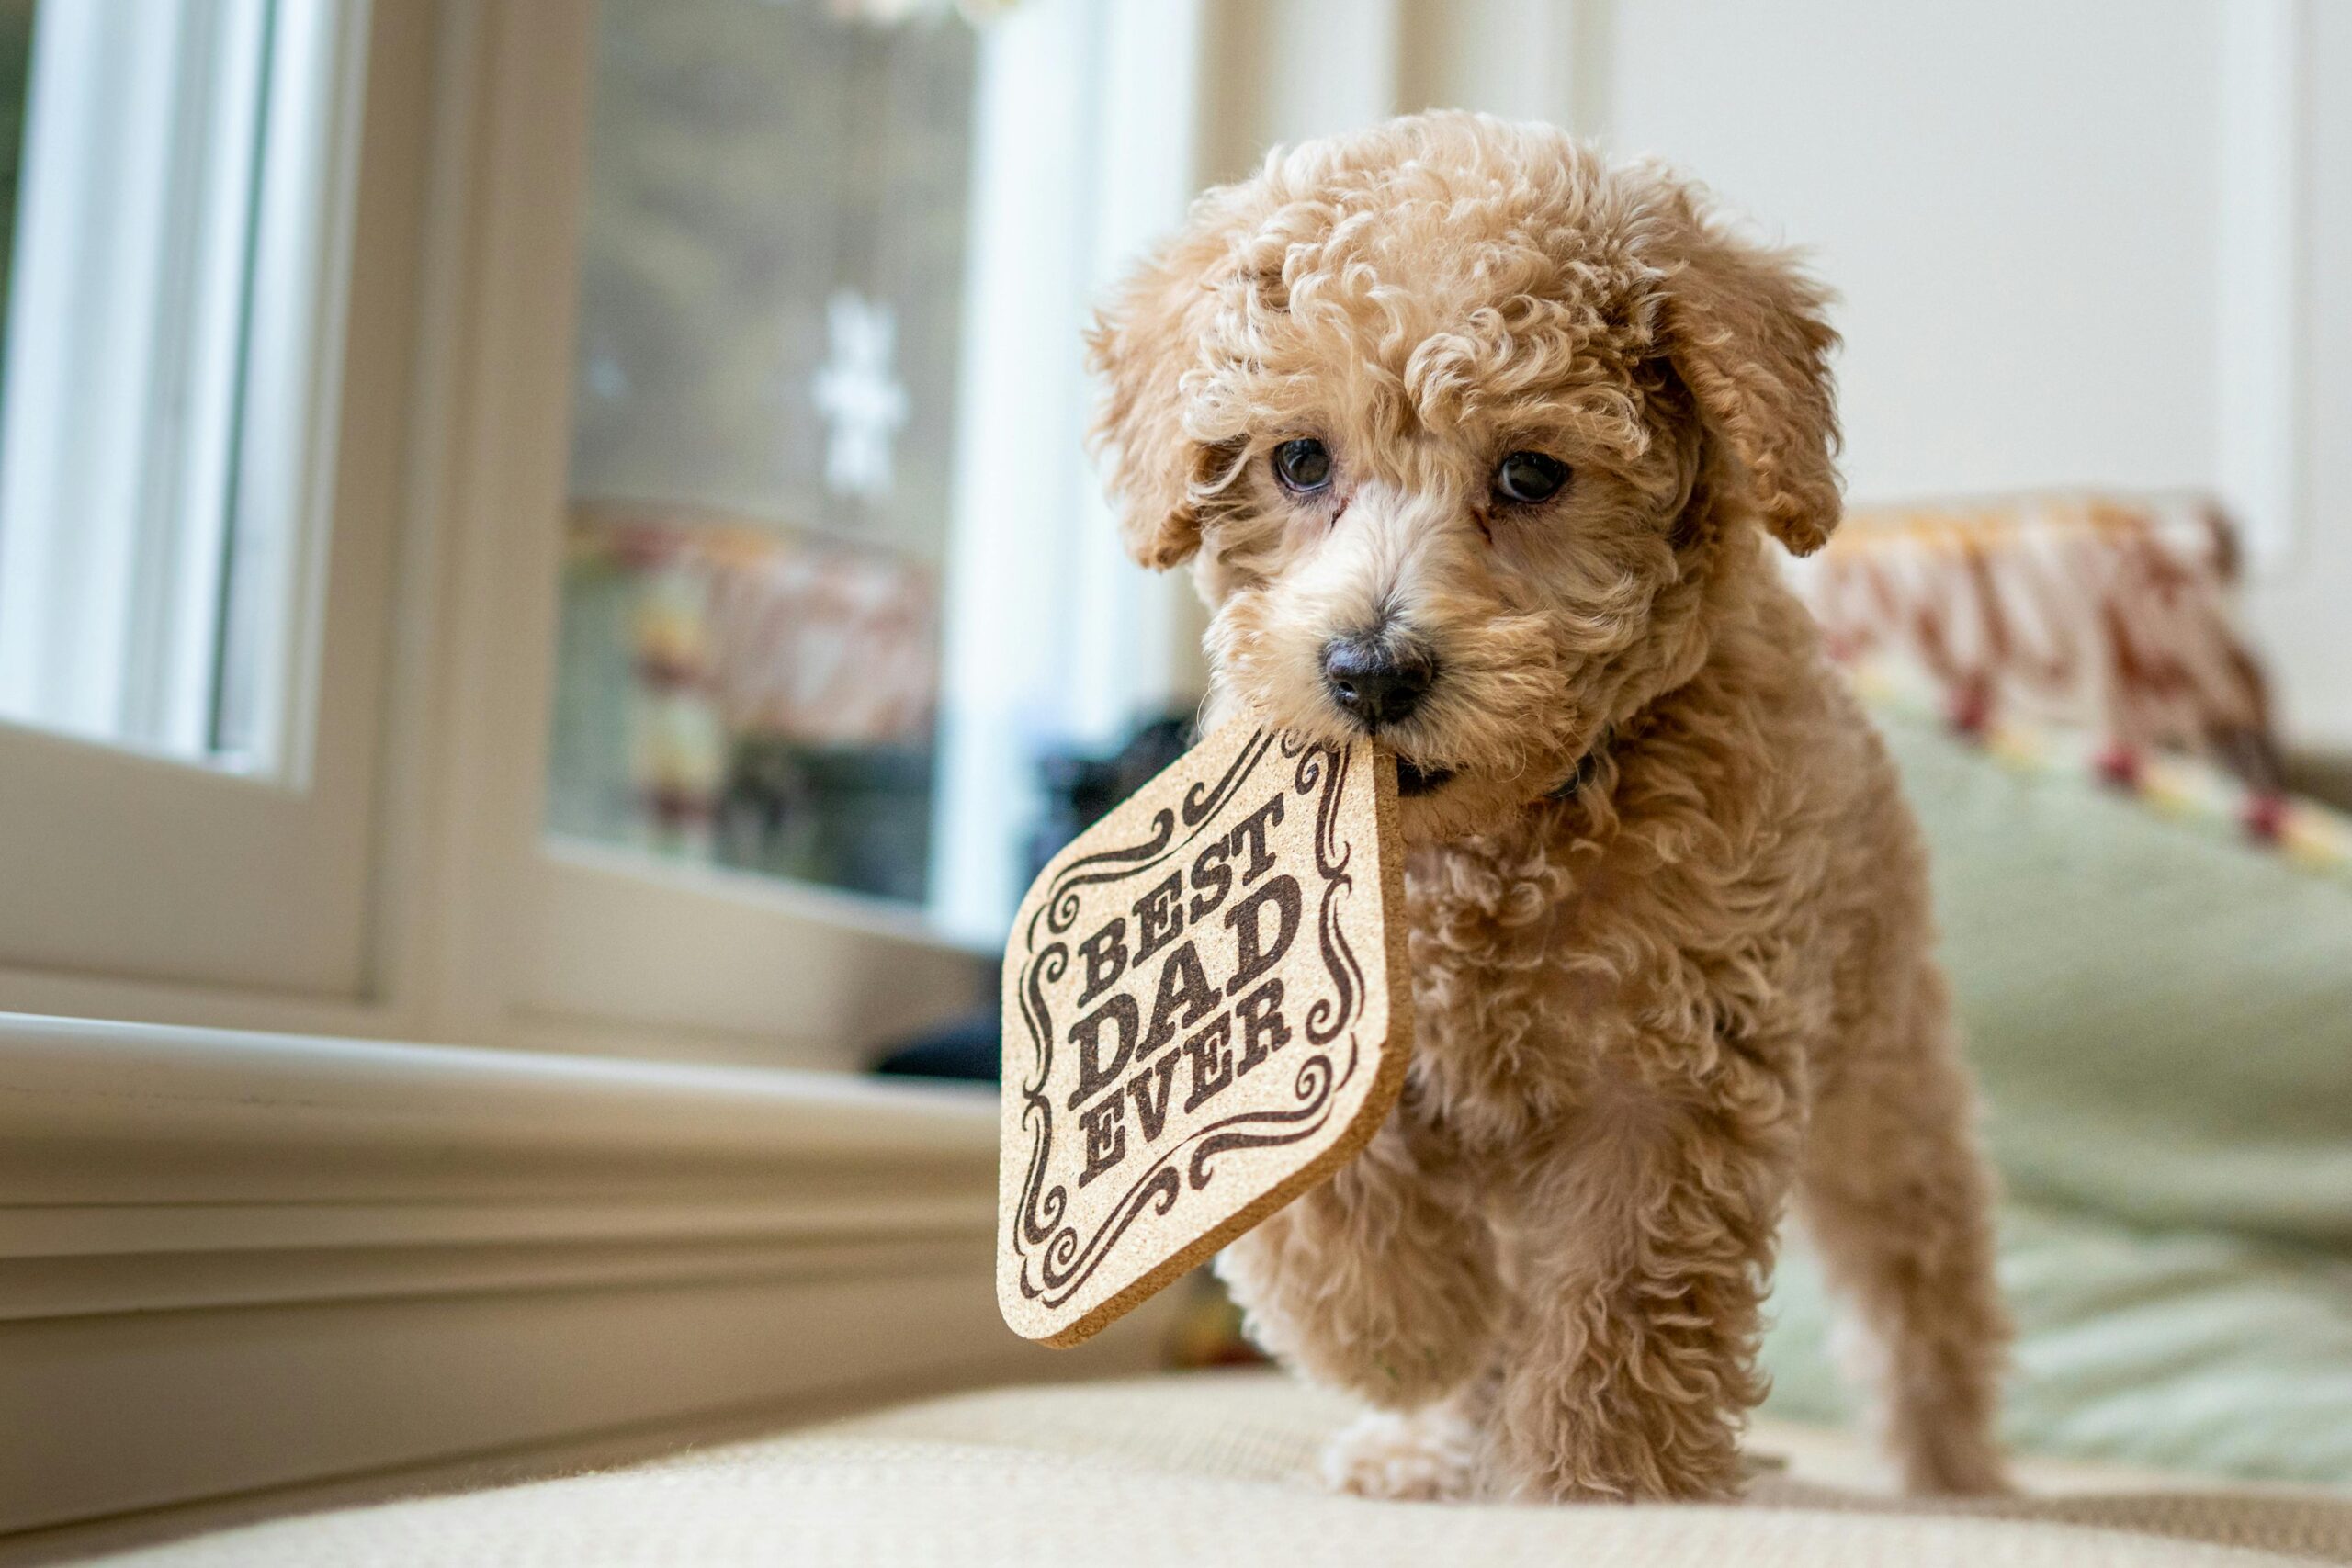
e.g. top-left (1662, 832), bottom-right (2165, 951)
top-left (998, 726), bottom-right (1411, 1346)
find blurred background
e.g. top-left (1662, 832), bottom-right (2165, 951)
top-left (554, 0), bottom-right (2352, 937)
top-left (1, 0), bottom-right (2350, 1533)
top-left (550, 0), bottom-right (2352, 934)
top-left (2, 0), bottom-right (2342, 948)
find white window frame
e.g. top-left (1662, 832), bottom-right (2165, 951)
top-left (0, 0), bottom-right (423, 1016)
top-left (0, 0), bottom-right (1217, 1067)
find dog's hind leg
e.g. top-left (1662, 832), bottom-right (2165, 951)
top-left (1800, 964), bottom-right (2012, 1496)
top-left (1216, 1111), bottom-right (1498, 1416)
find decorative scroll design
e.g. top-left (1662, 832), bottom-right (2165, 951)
top-left (1012, 942), bottom-right (1069, 1249)
top-left (1182, 729), bottom-right (1263, 826)
top-left (1185, 1039), bottom-right (1355, 1185)
top-left (1286, 734), bottom-right (1364, 1047)
top-left (1008, 733), bottom-right (1367, 1313)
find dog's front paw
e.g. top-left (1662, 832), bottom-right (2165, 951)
top-left (1320, 1407), bottom-right (1479, 1502)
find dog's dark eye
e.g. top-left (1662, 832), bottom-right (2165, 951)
top-left (1272, 437), bottom-right (1332, 494)
top-left (1493, 451), bottom-right (1569, 504)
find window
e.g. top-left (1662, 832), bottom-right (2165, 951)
top-left (0, 0), bottom-right (427, 1007)
top-left (0, 5), bottom-right (1234, 1524)
top-left (0, 0), bottom-right (1209, 1065)
top-left (488, 0), bottom-right (1211, 1067)
top-left (0, 0), bottom-right (346, 773)
top-left (540, 0), bottom-right (1209, 955)
top-left (548, 0), bottom-right (979, 906)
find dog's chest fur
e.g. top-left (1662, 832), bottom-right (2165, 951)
top-left (1395, 615), bottom-right (1866, 1160)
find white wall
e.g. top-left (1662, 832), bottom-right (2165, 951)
top-left (1602, 1), bottom-right (2226, 508)
top-left (1202, 0), bottom-right (2352, 750)
top-left (1596, 0), bottom-right (2347, 750)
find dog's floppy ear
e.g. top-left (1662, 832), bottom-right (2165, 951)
top-left (1084, 215), bottom-right (1237, 571)
top-left (1651, 200), bottom-right (1844, 556)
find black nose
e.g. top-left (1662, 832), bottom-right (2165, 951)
top-left (1320, 634), bottom-right (1437, 730)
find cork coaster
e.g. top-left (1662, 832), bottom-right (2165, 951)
top-left (998, 727), bottom-right (1411, 1347)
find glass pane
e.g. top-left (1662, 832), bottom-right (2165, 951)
top-left (548, 0), bottom-right (978, 905)
top-left (0, 0), bottom-right (346, 773)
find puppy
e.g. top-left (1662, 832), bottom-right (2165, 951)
top-left (1085, 113), bottom-right (2010, 1504)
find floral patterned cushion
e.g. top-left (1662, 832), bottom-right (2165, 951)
top-left (1790, 494), bottom-right (2284, 793)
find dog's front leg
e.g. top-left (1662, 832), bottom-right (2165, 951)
top-left (1216, 1109), bottom-right (1498, 1414)
top-left (1487, 1062), bottom-right (1802, 1502)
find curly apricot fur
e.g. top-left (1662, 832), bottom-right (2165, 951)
top-left (1091, 113), bottom-right (2010, 1504)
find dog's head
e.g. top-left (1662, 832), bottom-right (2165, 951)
top-left (1088, 112), bottom-right (1841, 839)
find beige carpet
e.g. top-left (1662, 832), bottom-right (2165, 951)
top-left (81, 1371), bottom-right (2352, 1566)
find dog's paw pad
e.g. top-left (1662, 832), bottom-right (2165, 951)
top-left (1320, 1409), bottom-right (1476, 1502)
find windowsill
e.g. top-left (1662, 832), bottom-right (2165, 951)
top-left (0, 1012), bottom-right (1127, 1540)
top-left (2, 1009), bottom-right (999, 1180)
top-left (3, 1008), bottom-right (1000, 1322)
